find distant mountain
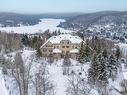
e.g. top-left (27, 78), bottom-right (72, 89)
top-left (0, 12), bottom-right (80, 27)
top-left (0, 13), bottom-right (40, 27)
top-left (59, 11), bottom-right (127, 32)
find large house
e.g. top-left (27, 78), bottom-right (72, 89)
top-left (40, 34), bottom-right (84, 59)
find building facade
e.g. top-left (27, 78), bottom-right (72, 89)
top-left (40, 34), bottom-right (84, 59)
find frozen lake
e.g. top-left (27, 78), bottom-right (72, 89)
top-left (0, 18), bottom-right (74, 34)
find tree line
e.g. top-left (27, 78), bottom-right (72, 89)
top-left (78, 36), bottom-right (121, 95)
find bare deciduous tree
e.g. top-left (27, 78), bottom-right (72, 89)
top-left (31, 64), bottom-right (55, 95)
top-left (66, 74), bottom-right (91, 95)
top-left (8, 52), bottom-right (32, 95)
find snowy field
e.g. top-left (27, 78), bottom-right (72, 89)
top-left (0, 19), bottom-right (74, 34)
top-left (0, 49), bottom-right (99, 95)
top-left (1, 48), bottom-right (127, 95)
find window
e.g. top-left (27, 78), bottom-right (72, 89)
top-left (62, 46), bottom-right (65, 48)
top-left (57, 46), bottom-right (59, 48)
top-left (67, 41), bottom-right (69, 44)
top-left (49, 50), bottom-right (52, 52)
top-left (66, 46), bottom-right (69, 48)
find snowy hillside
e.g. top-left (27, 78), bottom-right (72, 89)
top-left (0, 19), bottom-right (74, 34)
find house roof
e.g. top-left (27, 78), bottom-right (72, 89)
top-left (52, 48), bottom-right (62, 53)
top-left (40, 34), bottom-right (83, 48)
top-left (49, 34), bottom-right (82, 44)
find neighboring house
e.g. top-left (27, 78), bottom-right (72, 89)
top-left (40, 34), bottom-right (84, 59)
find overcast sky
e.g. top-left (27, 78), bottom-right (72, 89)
top-left (0, 0), bottom-right (127, 13)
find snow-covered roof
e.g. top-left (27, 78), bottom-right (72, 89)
top-left (53, 48), bottom-right (62, 53)
top-left (40, 34), bottom-right (83, 48)
top-left (70, 49), bottom-right (79, 53)
top-left (49, 34), bottom-right (82, 44)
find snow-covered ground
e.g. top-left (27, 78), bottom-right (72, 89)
top-left (0, 69), bottom-right (9, 95)
top-left (2, 46), bottom-right (127, 95)
top-left (7, 48), bottom-right (127, 95)
top-left (2, 49), bottom-right (98, 95)
top-left (0, 19), bottom-right (75, 34)
top-left (48, 64), bottom-right (67, 95)
top-left (48, 59), bottom-right (91, 95)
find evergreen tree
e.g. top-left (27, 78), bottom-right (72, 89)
top-left (91, 36), bottom-right (96, 49)
top-left (78, 42), bottom-right (85, 63)
top-left (115, 47), bottom-right (121, 61)
top-left (97, 41), bottom-right (101, 54)
top-left (97, 55), bottom-right (108, 86)
top-left (88, 53), bottom-right (99, 85)
top-left (83, 39), bottom-right (91, 62)
top-left (30, 36), bottom-right (42, 49)
top-left (88, 53), bottom-right (108, 87)
top-left (30, 36), bottom-right (38, 48)
top-left (90, 36), bottom-right (101, 54)
top-left (37, 36), bottom-right (43, 47)
top-left (102, 48), bottom-right (108, 58)
top-left (107, 55), bottom-right (118, 81)
top-left (52, 30), bottom-right (57, 36)
top-left (46, 30), bottom-right (51, 38)
top-left (22, 34), bottom-right (30, 46)
top-left (97, 55), bottom-right (109, 95)
top-left (58, 29), bottom-right (61, 35)
top-left (78, 39), bottom-right (91, 63)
